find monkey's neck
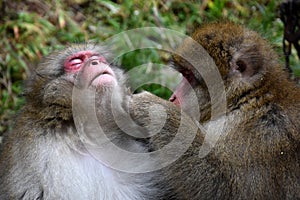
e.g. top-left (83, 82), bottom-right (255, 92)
top-left (229, 74), bottom-right (290, 113)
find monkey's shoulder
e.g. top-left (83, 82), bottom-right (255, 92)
top-left (130, 92), bottom-right (181, 113)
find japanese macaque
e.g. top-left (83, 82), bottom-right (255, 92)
top-left (0, 43), bottom-right (162, 200)
top-left (2, 22), bottom-right (300, 200)
top-left (131, 22), bottom-right (300, 199)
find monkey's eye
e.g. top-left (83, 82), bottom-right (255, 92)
top-left (69, 58), bottom-right (83, 68)
top-left (236, 60), bottom-right (247, 73)
top-left (182, 70), bottom-right (195, 83)
top-left (90, 54), bottom-right (108, 64)
top-left (64, 51), bottom-right (108, 73)
top-left (64, 57), bottom-right (84, 73)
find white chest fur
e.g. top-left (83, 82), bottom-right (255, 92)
top-left (37, 137), bottom-right (149, 200)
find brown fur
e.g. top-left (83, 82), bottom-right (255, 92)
top-left (133, 22), bottom-right (300, 199)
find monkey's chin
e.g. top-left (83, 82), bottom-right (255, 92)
top-left (91, 74), bottom-right (117, 87)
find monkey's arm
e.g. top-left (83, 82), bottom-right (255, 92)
top-left (129, 92), bottom-right (230, 199)
top-left (0, 125), bottom-right (88, 200)
top-left (129, 92), bottom-right (202, 147)
top-left (0, 113), bottom-right (81, 200)
top-left (0, 127), bottom-right (46, 199)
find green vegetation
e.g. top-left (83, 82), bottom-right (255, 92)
top-left (0, 0), bottom-right (299, 135)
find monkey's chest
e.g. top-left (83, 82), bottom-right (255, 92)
top-left (44, 146), bottom-right (146, 200)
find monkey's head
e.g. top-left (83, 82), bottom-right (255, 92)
top-left (171, 22), bottom-right (283, 119)
top-left (24, 43), bottom-right (126, 124)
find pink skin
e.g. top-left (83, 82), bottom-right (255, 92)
top-left (170, 70), bottom-right (196, 106)
top-left (169, 77), bottom-right (189, 106)
top-left (64, 50), bottom-right (116, 87)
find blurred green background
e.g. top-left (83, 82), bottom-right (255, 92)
top-left (0, 0), bottom-right (299, 136)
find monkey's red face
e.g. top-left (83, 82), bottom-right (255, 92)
top-left (64, 50), bottom-right (117, 88)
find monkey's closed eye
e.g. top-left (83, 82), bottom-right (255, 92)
top-left (181, 70), bottom-right (195, 83)
top-left (69, 58), bottom-right (83, 68)
top-left (64, 56), bottom-right (84, 72)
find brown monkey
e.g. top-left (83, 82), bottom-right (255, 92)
top-left (131, 22), bottom-right (300, 199)
top-left (0, 43), bottom-right (164, 200)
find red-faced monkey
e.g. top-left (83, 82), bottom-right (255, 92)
top-left (0, 44), bottom-right (164, 200)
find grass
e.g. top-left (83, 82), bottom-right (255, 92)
top-left (0, 0), bottom-right (299, 135)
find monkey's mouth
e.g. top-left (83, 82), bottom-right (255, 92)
top-left (169, 93), bottom-right (181, 106)
top-left (95, 69), bottom-right (113, 78)
top-left (91, 68), bottom-right (116, 87)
